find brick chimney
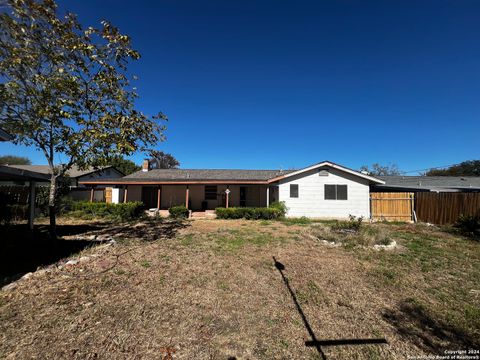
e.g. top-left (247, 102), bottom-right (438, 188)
top-left (142, 159), bottom-right (149, 172)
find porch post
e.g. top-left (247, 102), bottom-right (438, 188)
top-left (157, 185), bottom-right (161, 209)
top-left (90, 186), bottom-right (95, 202)
top-left (124, 185), bottom-right (128, 203)
top-left (266, 186), bottom-right (270, 207)
top-left (28, 180), bottom-right (35, 230)
top-left (226, 185), bottom-right (229, 208)
top-left (185, 186), bottom-right (189, 209)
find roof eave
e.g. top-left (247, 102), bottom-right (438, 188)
top-left (79, 179), bottom-right (270, 185)
top-left (268, 161), bottom-right (385, 184)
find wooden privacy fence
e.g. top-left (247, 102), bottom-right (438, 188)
top-left (415, 192), bottom-right (480, 225)
top-left (370, 192), bottom-right (414, 221)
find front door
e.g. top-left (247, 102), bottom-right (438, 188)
top-left (141, 186), bottom-right (157, 208)
top-left (240, 186), bottom-right (247, 207)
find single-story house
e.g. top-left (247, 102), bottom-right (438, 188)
top-left (3, 165), bottom-right (124, 202)
top-left (372, 176), bottom-right (480, 193)
top-left (4, 165), bottom-right (124, 187)
top-left (80, 160), bottom-right (385, 218)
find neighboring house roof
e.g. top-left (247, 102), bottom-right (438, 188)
top-left (375, 176), bottom-right (480, 191)
top-left (0, 128), bottom-right (13, 142)
top-left (79, 161), bottom-right (385, 185)
top-left (0, 165), bottom-right (51, 182)
top-left (5, 165), bottom-right (121, 178)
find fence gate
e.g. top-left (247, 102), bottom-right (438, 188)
top-left (370, 192), bottom-right (414, 222)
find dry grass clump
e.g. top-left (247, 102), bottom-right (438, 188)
top-left (309, 222), bottom-right (394, 248)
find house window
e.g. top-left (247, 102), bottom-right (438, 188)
top-left (205, 185), bottom-right (217, 200)
top-left (290, 184), bottom-right (299, 198)
top-left (324, 184), bottom-right (348, 200)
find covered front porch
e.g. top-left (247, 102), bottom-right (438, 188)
top-left (108, 184), bottom-right (279, 210)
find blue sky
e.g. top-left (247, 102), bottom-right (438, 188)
top-left (1, 0), bottom-right (479, 173)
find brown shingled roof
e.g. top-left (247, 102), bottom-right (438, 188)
top-left (122, 168), bottom-right (295, 182)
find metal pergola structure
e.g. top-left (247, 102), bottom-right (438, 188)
top-left (0, 165), bottom-right (50, 230)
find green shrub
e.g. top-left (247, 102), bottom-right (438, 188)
top-left (215, 206), bottom-right (284, 220)
top-left (169, 205), bottom-right (189, 218)
top-left (70, 201), bottom-right (144, 220)
top-left (331, 215), bottom-right (364, 232)
top-left (454, 214), bottom-right (480, 240)
top-left (270, 201), bottom-right (288, 216)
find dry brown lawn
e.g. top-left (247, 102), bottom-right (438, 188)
top-left (0, 218), bottom-right (479, 359)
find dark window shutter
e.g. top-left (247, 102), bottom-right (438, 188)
top-left (337, 185), bottom-right (348, 200)
top-left (290, 184), bottom-right (299, 198)
top-left (324, 184), bottom-right (336, 200)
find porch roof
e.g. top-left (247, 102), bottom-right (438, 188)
top-left (80, 168), bottom-right (295, 185)
top-left (0, 165), bottom-right (51, 182)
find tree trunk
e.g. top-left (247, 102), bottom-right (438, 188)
top-left (48, 175), bottom-right (57, 240)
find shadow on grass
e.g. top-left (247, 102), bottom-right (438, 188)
top-left (383, 298), bottom-right (479, 353)
top-left (0, 219), bottom-right (188, 286)
top-left (0, 223), bottom-right (105, 286)
top-left (91, 218), bottom-right (188, 242)
top-left (273, 257), bottom-right (387, 359)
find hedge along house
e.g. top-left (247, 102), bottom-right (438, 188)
top-left (80, 160), bottom-right (385, 219)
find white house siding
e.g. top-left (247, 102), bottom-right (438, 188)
top-left (278, 167), bottom-right (370, 219)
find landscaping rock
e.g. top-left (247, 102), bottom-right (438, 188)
top-left (373, 240), bottom-right (397, 251)
top-left (320, 239), bottom-right (342, 247)
top-left (96, 235), bottom-right (113, 241)
top-left (2, 282), bottom-right (17, 291)
top-left (34, 269), bottom-right (51, 277)
top-left (21, 272), bottom-right (34, 280)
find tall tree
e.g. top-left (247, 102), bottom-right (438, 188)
top-left (0, 0), bottom-right (167, 238)
top-left (0, 155), bottom-right (31, 165)
top-left (148, 150), bottom-right (180, 169)
top-left (107, 156), bottom-right (141, 175)
top-left (426, 160), bottom-right (480, 176)
top-left (359, 163), bottom-right (401, 176)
